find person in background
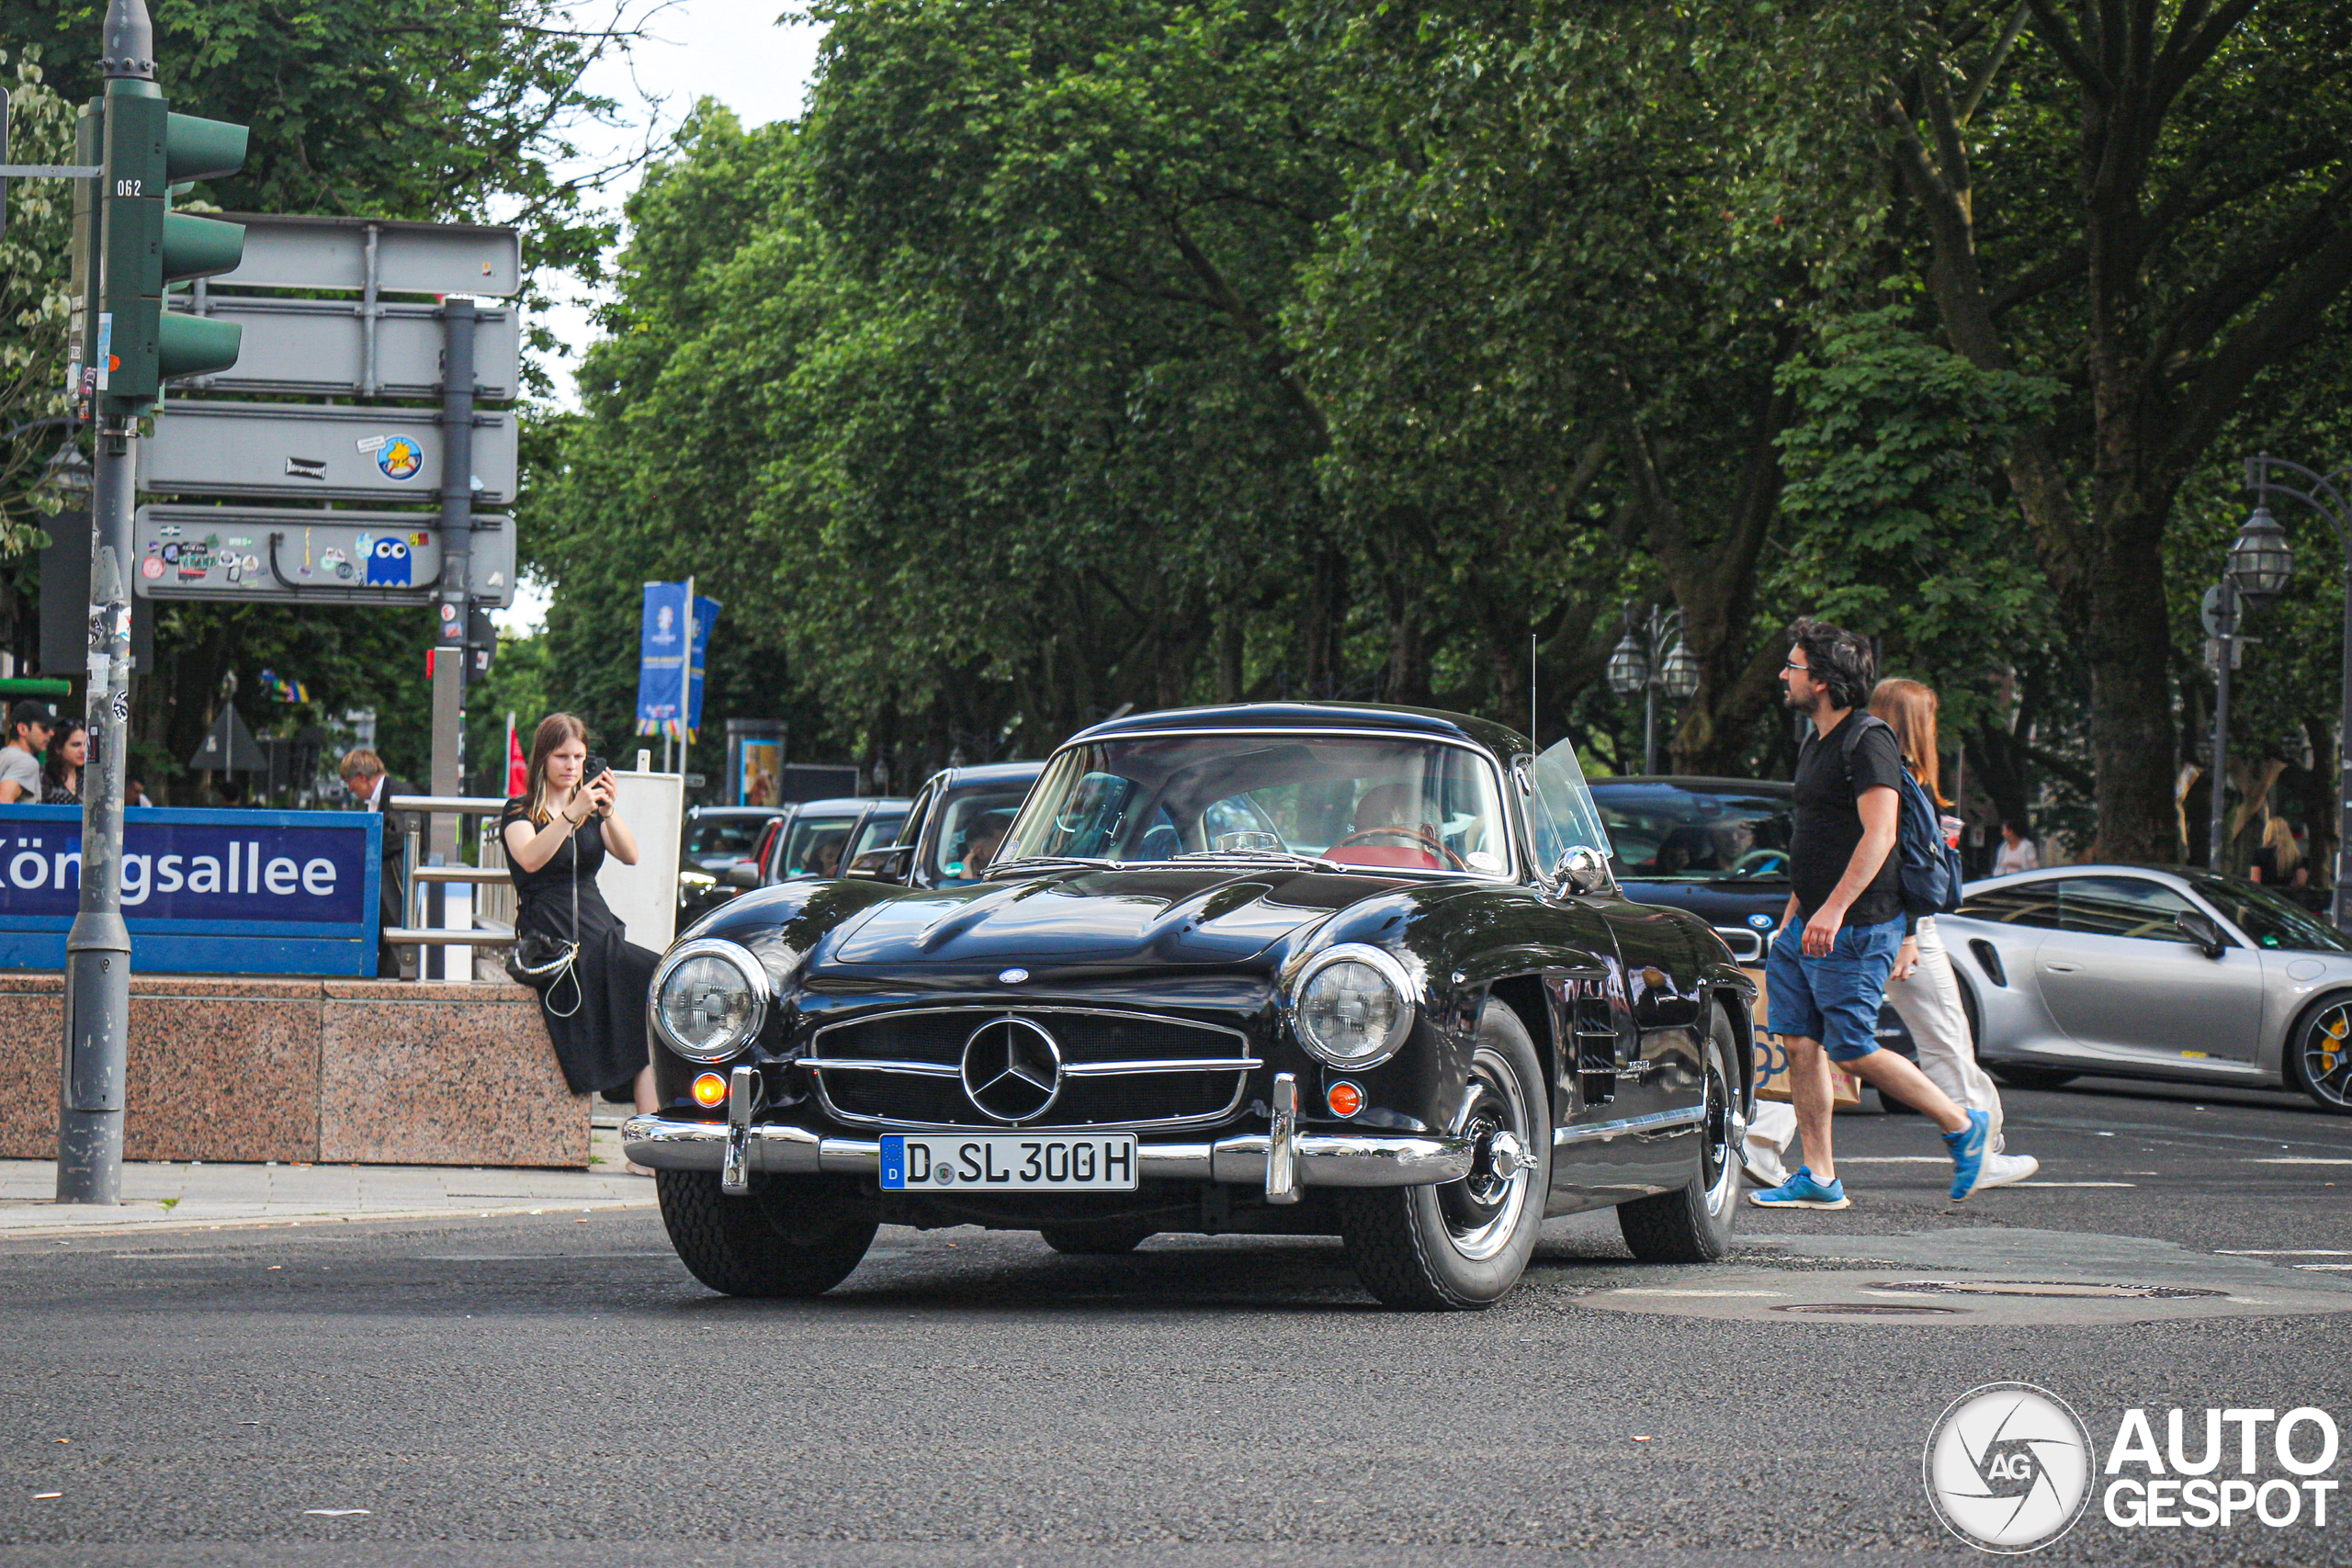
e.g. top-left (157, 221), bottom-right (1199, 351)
top-left (1993, 818), bottom-right (2038, 875)
top-left (503, 715), bottom-right (660, 1170)
top-left (1871, 679), bottom-right (2038, 1190)
top-left (1748, 620), bottom-right (1989, 1212)
top-left (340, 748), bottom-right (416, 979)
top-left (214, 777), bottom-right (248, 807)
top-left (0, 701), bottom-right (54, 805)
top-left (2250, 813), bottom-right (2306, 888)
top-left (124, 777), bottom-right (148, 807)
top-left (41, 720), bottom-right (85, 805)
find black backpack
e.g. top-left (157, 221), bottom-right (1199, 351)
top-left (1839, 714), bottom-right (1964, 917)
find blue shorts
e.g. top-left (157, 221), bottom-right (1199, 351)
top-left (1766, 915), bottom-right (1904, 1061)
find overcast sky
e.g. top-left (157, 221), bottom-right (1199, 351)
top-left (499, 0), bottom-right (825, 630)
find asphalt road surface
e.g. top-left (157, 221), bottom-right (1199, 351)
top-left (6, 1075), bottom-right (2352, 1568)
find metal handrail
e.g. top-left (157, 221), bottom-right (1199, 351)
top-left (386, 794), bottom-right (516, 963)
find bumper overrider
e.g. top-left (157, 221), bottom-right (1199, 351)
top-left (623, 1072), bottom-right (1477, 1202)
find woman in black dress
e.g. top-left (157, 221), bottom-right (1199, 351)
top-left (501, 713), bottom-right (662, 1168)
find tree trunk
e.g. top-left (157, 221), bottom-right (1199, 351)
top-left (2080, 509), bottom-right (2177, 861)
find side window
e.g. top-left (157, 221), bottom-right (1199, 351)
top-left (1956, 883), bottom-right (2063, 929)
top-left (1526, 739), bottom-right (1614, 874)
top-left (2056, 876), bottom-right (2199, 942)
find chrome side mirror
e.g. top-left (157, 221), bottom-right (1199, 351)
top-left (1555, 845), bottom-right (1608, 896)
top-left (2175, 908), bottom-right (2228, 957)
top-left (723, 862), bottom-right (760, 890)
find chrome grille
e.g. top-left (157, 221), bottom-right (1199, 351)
top-left (804, 1006), bottom-right (1258, 1131)
top-left (1713, 926), bottom-right (1765, 963)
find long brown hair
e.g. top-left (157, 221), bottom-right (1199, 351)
top-left (522, 712), bottom-right (590, 826)
top-left (1868, 678), bottom-right (1949, 807)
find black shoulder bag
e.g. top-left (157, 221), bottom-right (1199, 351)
top-left (506, 814), bottom-right (584, 1017)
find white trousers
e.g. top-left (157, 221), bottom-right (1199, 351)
top-left (1742, 916), bottom-right (2007, 1181)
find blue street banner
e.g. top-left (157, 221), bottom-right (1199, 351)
top-left (0, 806), bottom-right (382, 976)
top-left (634, 582), bottom-right (721, 739)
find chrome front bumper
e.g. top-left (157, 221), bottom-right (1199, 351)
top-left (621, 1112), bottom-right (1476, 1197)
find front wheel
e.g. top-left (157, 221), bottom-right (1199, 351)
top-left (1618, 1002), bottom-right (1741, 1262)
top-left (1339, 998), bottom-right (1551, 1311)
top-left (656, 1169), bottom-right (877, 1297)
top-left (2288, 996), bottom-right (2352, 1116)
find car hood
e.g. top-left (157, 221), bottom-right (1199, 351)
top-left (1615, 877), bottom-right (1787, 928)
top-left (814, 866), bottom-right (1410, 973)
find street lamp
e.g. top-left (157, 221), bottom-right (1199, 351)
top-left (2242, 454), bottom-right (2352, 928)
top-left (2208, 501), bottom-right (2297, 874)
top-left (1606, 604), bottom-right (1699, 774)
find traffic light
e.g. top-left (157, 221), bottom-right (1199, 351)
top-left (97, 90), bottom-right (246, 415)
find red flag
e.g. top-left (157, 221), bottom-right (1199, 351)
top-left (506, 716), bottom-right (528, 797)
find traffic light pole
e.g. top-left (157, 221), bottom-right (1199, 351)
top-left (57, 416), bottom-right (136, 1203)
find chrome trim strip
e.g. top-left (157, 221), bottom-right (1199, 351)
top-left (1710, 927), bottom-right (1765, 963)
top-left (804, 1003), bottom-right (1257, 1133)
top-left (1059, 1056), bottom-right (1263, 1077)
top-left (621, 1114), bottom-right (1476, 1189)
top-left (1553, 1105), bottom-right (1706, 1145)
top-left (808, 1003), bottom-right (1251, 1054)
top-left (1265, 1073), bottom-right (1300, 1204)
top-left (721, 1064), bottom-right (757, 1195)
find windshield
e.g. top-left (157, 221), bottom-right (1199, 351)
top-left (2190, 874), bottom-right (2352, 954)
top-left (930, 783), bottom-right (1035, 885)
top-left (1589, 781), bottom-right (1792, 883)
top-left (999, 732), bottom-right (1511, 876)
top-left (849, 809), bottom-right (907, 861)
top-left (687, 816), bottom-right (770, 860)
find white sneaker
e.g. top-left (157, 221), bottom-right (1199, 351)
top-left (1973, 1152), bottom-right (2039, 1190)
top-left (1740, 1142), bottom-right (1792, 1190)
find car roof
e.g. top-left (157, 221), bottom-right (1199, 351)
top-left (933, 761), bottom-right (1045, 788)
top-left (1071, 701), bottom-right (1530, 760)
top-left (789, 796), bottom-right (907, 816)
top-left (1589, 775), bottom-right (1794, 797)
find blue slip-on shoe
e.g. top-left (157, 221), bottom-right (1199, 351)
top-left (1747, 1165), bottom-right (1850, 1210)
top-left (1946, 1107), bottom-right (1992, 1200)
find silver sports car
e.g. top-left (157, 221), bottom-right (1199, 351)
top-left (1941, 864), bottom-right (2352, 1114)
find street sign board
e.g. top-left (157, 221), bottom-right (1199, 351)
top-left (140, 401), bottom-right (517, 504)
top-left (166, 297), bottom-right (519, 400)
top-left (132, 505), bottom-right (517, 607)
top-left (203, 213), bottom-right (520, 297)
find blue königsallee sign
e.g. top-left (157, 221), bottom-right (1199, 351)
top-left (0, 805), bottom-right (381, 976)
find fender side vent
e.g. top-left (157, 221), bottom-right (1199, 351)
top-left (1575, 982), bottom-right (1618, 1106)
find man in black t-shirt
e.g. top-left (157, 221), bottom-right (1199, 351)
top-left (1751, 620), bottom-right (1987, 1210)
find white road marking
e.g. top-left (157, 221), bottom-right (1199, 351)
top-left (2247, 1157), bottom-right (2352, 1165)
top-left (1835, 1156), bottom-right (1947, 1163)
top-left (2218, 1249), bottom-right (2352, 1256)
top-left (1605, 1288), bottom-right (1789, 1298)
top-left (2014, 1180), bottom-right (2136, 1187)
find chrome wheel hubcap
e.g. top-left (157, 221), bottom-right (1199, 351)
top-left (1440, 1044), bottom-right (1534, 1261)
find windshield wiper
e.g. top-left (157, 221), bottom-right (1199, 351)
top-left (982, 855), bottom-right (1117, 878)
top-left (1168, 849), bottom-right (1350, 874)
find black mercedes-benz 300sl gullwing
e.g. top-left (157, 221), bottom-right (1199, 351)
top-left (625, 703), bottom-right (1755, 1310)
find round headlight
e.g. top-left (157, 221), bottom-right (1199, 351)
top-left (651, 940), bottom-right (768, 1063)
top-left (1293, 945), bottom-right (1415, 1067)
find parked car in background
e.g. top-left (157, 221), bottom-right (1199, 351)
top-left (1942, 864), bottom-right (2352, 1114)
top-left (848, 761), bottom-right (1045, 887)
top-left (677, 806), bottom-right (785, 919)
top-left (627, 701), bottom-right (1755, 1311)
top-left (761, 796), bottom-right (910, 886)
top-left (1590, 775), bottom-right (1922, 1102)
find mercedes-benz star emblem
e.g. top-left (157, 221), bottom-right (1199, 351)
top-left (960, 1016), bottom-right (1062, 1122)
top-left (999, 967), bottom-right (1029, 984)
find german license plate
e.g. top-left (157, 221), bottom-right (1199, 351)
top-left (878, 1133), bottom-right (1137, 1191)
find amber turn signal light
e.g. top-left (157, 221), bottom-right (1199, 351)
top-left (1327, 1080), bottom-right (1364, 1118)
top-left (691, 1072), bottom-right (729, 1109)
